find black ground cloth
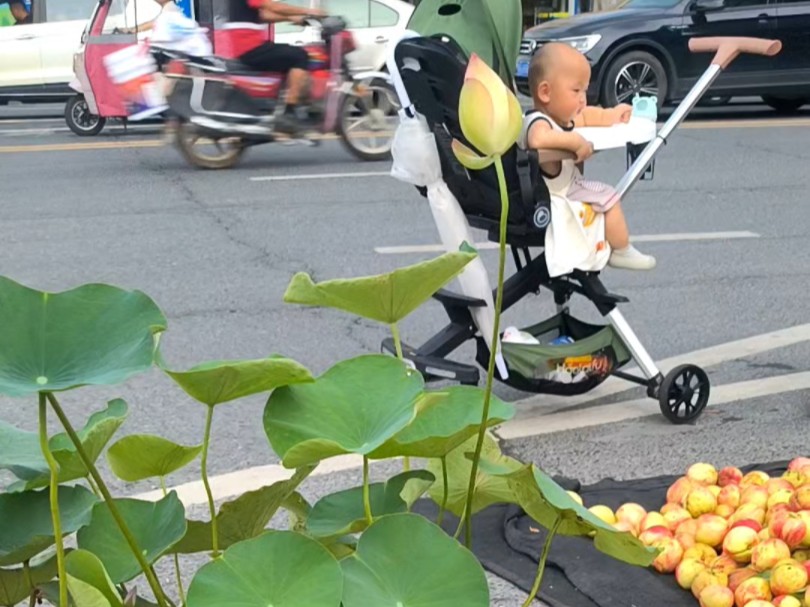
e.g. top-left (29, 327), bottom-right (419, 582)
top-left (413, 461), bottom-right (790, 607)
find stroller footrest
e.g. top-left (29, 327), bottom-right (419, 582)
top-left (433, 288), bottom-right (487, 309)
top-left (382, 338), bottom-right (481, 385)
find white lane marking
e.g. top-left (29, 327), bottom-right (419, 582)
top-left (133, 452), bottom-right (398, 506)
top-left (0, 124), bottom-right (157, 136)
top-left (512, 322), bottom-right (810, 420)
top-left (496, 371), bottom-right (810, 440)
top-left (250, 170), bottom-right (390, 182)
top-left (374, 231), bottom-right (760, 254)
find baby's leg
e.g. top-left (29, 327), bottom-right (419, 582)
top-left (604, 202), bottom-right (630, 250)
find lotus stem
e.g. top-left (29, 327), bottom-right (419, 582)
top-left (363, 456), bottom-right (373, 525)
top-left (161, 477), bottom-right (186, 606)
top-left (437, 456), bottom-right (449, 526)
top-left (200, 406), bottom-right (219, 558)
top-left (462, 155), bottom-right (509, 549)
top-left (45, 393), bottom-right (170, 607)
top-left (522, 516), bottom-right (562, 607)
top-left (453, 503), bottom-right (467, 539)
top-left (38, 393), bottom-right (67, 607)
top-left (390, 323), bottom-right (411, 472)
top-left (86, 473), bottom-right (102, 499)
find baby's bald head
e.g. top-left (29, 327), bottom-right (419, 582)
top-left (528, 42), bottom-right (590, 102)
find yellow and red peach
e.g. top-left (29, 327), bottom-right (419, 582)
top-left (662, 505), bottom-right (692, 531)
top-left (742, 486), bottom-right (770, 510)
top-left (685, 543), bottom-right (719, 566)
top-left (692, 571), bottom-right (729, 600)
top-left (639, 525), bottom-right (673, 547)
top-left (766, 478), bottom-right (795, 496)
top-left (734, 576), bottom-right (772, 606)
top-left (651, 537), bottom-right (684, 574)
top-left (730, 504), bottom-right (767, 527)
top-left (768, 489), bottom-right (795, 510)
top-left (773, 595), bottom-right (802, 607)
top-left (616, 503), bottom-right (646, 532)
top-left (788, 457), bottom-right (810, 472)
top-left (688, 487), bottom-right (719, 518)
top-left (689, 463), bottom-right (720, 486)
top-left (718, 466), bottom-right (744, 487)
top-left (640, 512), bottom-right (668, 532)
top-left (668, 477), bottom-right (695, 505)
top-left (741, 471), bottom-right (770, 489)
top-left (751, 538), bottom-right (792, 572)
top-left (774, 513), bottom-right (807, 549)
top-left (719, 485), bottom-right (742, 509)
top-left (728, 566), bottom-right (758, 593)
top-left (588, 505), bottom-right (617, 525)
top-left (709, 554), bottom-right (738, 576)
top-left (769, 559), bottom-right (808, 596)
top-left (722, 526), bottom-right (759, 564)
top-left (696, 514), bottom-right (730, 548)
top-left (790, 485), bottom-right (810, 511)
top-left (676, 558), bottom-right (707, 590)
top-left (698, 584), bottom-right (734, 607)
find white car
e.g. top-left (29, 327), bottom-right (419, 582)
top-left (0, 0), bottom-right (413, 104)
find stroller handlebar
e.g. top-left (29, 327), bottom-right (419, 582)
top-left (688, 36), bottom-right (782, 69)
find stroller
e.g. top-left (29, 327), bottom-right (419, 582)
top-left (381, 0), bottom-right (781, 424)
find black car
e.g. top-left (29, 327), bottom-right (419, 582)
top-left (515, 0), bottom-right (810, 113)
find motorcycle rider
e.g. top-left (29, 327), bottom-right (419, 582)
top-left (237, 0), bottom-right (326, 135)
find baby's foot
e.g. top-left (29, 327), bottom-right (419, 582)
top-left (608, 244), bottom-right (656, 271)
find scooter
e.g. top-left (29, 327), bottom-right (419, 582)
top-left (161, 16), bottom-right (399, 169)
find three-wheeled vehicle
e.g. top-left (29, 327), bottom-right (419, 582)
top-left (67, 0), bottom-right (399, 168)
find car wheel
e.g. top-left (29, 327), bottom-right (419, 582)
top-left (761, 95), bottom-right (808, 114)
top-left (601, 50), bottom-right (668, 109)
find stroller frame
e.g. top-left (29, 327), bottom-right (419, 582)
top-left (382, 32), bottom-right (781, 424)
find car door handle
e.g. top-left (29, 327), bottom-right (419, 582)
top-left (375, 36), bottom-right (388, 43)
top-left (758, 12), bottom-right (770, 23)
top-left (14, 33), bottom-right (36, 40)
top-left (293, 40), bottom-right (304, 45)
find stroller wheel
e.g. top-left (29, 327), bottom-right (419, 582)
top-left (658, 364), bottom-right (710, 424)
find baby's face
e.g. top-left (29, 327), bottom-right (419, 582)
top-left (536, 50), bottom-right (591, 126)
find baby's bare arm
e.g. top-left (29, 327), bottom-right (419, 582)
top-left (574, 104), bottom-right (632, 127)
top-left (527, 119), bottom-right (586, 152)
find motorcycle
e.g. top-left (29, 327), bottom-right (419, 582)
top-left (160, 16), bottom-right (400, 169)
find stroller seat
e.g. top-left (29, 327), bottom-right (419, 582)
top-left (394, 36), bottom-right (551, 248)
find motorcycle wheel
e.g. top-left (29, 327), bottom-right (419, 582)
top-left (338, 78), bottom-right (399, 162)
top-left (65, 94), bottom-right (106, 137)
top-left (174, 121), bottom-right (246, 170)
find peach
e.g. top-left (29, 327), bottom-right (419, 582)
top-left (769, 559), bottom-right (808, 596)
top-left (651, 537), bottom-right (684, 573)
top-left (716, 504), bottom-right (737, 519)
top-left (794, 510), bottom-right (810, 547)
top-left (730, 504), bottom-right (767, 526)
top-left (758, 528), bottom-right (771, 542)
top-left (718, 466), bottom-right (744, 487)
top-left (774, 513), bottom-right (807, 549)
top-left (791, 549), bottom-right (810, 563)
top-left (767, 504), bottom-right (792, 526)
top-left (566, 490), bottom-right (584, 506)
top-left (640, 512), bottom-right (668, 532)
top-left (790, 485), bottom-right (810, 511)
top-left (783, 470), bottom-right (805, 489)
top-left (742, 486), bottom-right (771, 510)
top-left (699, 584), bottom-right (734, 607)
top-left (677, 558), bottom-right (707, 590)
top-left (639, 525), bottom-right (673, 547)
top-left (692, 571), bottom-right (729, 600)
top-left (689, 463), bottom-right (720, 486)
top-left (678, 518), bottom-right (699, 536)
top-left (719, 485), bottom-right (742, 509)
top-left (768, 489), bottom-right (795, 510)
top-left (734, 576), bottom-right (772, 606)
top-left (668, 477), bottom-right (695, 505)
top-left (728, 566), bottom-right (758, 593)
top-left (767, 478), bottom-right (796, 496)
top-left (731, 519), bottom-right (763, 533)
top-left (741, 471), bottom-right (770, 489)
top-left (709, 554), bottom-right (739, 576)
top-left (773, 596), bottom-right (802, 607)
top-left (696, 514), bottom-right (730, 548)
top-left (616, 503), bottom-right (646, 532)
top-left (677, 532), bottom-right (697, 551)
top-left (688, 487), bottom-right (719, 518)
top-left (588, 505), bottom-right (617, 526)
top-left (788, 457), bottom-right (810, 472)
top-left (685, 543), bottom-right (719, 566)
top-left (722, 526), bottom-right (759, 564)
top-left (751, 538), bottom-right (792, 572)
top-left (742, 600), bottom-right (775, 607)
top-left (663, 505), bottom-right (693, 531)
top-left (709, 485), bottom-right (722, 499)
top-left (612, 520), bottom-right (638, 536)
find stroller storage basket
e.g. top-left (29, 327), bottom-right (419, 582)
top-left (477, 313), bottom-right (632, 396)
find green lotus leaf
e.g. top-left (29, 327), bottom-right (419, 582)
top-left (0, 555), bottom-right (59, 607)
top-left (106, 434), bottom-right (202, 482)
top-left (0, 278), bottom-right (166, 396)
top-left (171, 465), bottom-right (314, 554)
top-left (283, 247), bottom-right (477, 324)
top-left (0, 485), bottom-right (97, 566)
top-left (6, 400), bottom-right (127, 491)
top-left (307, 470), bottom-right (435, 538)
top-left (185, 531), bottom-right (343, 607)
top-left (501, 464), bottom-right (657, 567)
top-left (341, 513), bottom-right (489, 607)
top-left (64, 550), bottom-right (123, 607)
top-left (426, 433), bottom-right (520, 517)
top-left (264, 355), bottom-right (424, 468)
top-left (369, 386), bottom-right (515, 459)
top-left (77, 492), bottom-right (186, 583)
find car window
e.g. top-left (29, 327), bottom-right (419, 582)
top-left (370, 0), bottom-right (398, 27)
top-left (722, 0), bottom-right (768, 7)
top-left (325, 0), bottom-right (370, 28)
top-left (43, 0), bottom-right (97, 23)
top-left (275, 0), bottom-right (309, 34)
top-left (0, 0), bottom-right (32, 26)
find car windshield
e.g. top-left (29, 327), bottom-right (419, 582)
top-left (620, 0), bottom-right (682, 7)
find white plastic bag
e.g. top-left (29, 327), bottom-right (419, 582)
top-left (391, 114), bottom-right (508, 379)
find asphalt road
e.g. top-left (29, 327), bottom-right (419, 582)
top-left (1, 100), bottom-right (810, 606)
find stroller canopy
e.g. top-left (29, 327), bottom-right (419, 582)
top-left (407, 0), bottom-right (523, 86)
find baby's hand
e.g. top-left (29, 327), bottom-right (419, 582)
top-left (612, 104), bottom-right (632, 124)
top-left (573, 135), bottom-right (594, 163)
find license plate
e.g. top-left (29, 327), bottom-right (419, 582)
top-left (516, 59), bottom-right (530, 78)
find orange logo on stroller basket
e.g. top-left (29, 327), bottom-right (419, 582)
top-left (558, 353), bottom-right (612, 377)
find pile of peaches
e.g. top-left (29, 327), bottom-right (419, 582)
top-left (583, 458), bottom-right (810, 607)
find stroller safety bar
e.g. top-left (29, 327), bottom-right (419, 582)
top-left (615, 36), bottom-right (782, 201)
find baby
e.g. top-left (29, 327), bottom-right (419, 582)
top-left (522, 42), bottom-right (656, 271)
